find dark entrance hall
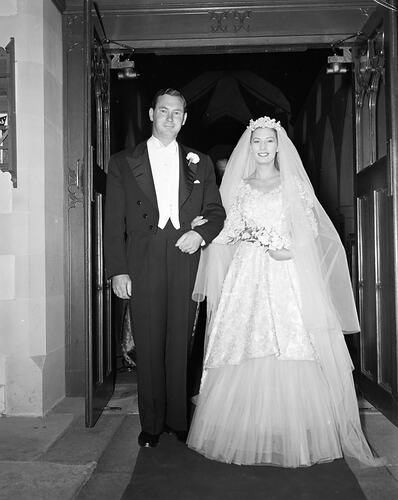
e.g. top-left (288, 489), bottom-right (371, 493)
top-left (110, 49), bottom-right (328, 162)
top-left (109, 47), bottom-right (360, 391)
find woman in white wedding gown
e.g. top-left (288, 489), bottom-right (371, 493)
top-left (187, 117), bottom-right (378, 468)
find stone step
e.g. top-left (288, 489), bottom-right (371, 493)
top-left (76, 414), bottom-right (141, 499)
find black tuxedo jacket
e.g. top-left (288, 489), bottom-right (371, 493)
top-left (104, 141), bottom-right (226, 280)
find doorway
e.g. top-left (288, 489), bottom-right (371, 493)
top-left (64, 2), bottom-right (397, 426)
top-left (108, 47), bottom-right (362, 392)
top-left (108, 49), bottom-right (354, 243)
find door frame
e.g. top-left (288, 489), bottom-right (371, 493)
top-left (62, 0), bottom-right (376, 52)
top-left (63, 0), bottom-right (397, 424)
top-left (353, 5), bottom-right (398, 423)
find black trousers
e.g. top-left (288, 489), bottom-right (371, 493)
top-left (128, 221), bottom-right (200, 434)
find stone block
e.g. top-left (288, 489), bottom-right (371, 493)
top-left (0, 254), bottom-right (15, 299)
top-left (0, 172), bottom-right (12, 213)
top-left (6, 354), bottom-right (43, 415)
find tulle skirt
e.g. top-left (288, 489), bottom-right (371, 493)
top-left (187, 356), bottom-right (344, 467)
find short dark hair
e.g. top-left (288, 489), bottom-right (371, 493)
top-left (151, 88), bottom-right (187, 112)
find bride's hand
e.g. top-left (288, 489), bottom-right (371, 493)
top-left (191, 215), bottom-right (208, 229)
top-left (268, 248), bottom-right (292, 261)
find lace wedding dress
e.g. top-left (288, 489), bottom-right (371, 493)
top-left (187, 180), bottom-right (356, 467)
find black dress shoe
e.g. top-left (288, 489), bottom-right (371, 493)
top-left (138, 431), bottom-right (160, 448)
top-left (173, 430), bottom-right (188, 442)
top-left (163, 425), bottom-right (188, 443)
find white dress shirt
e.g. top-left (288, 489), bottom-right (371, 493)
top-left (147, 136), bottom-right (180, 229)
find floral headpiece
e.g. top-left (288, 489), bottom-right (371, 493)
top-left (247, 116), bottom-right (281, 132)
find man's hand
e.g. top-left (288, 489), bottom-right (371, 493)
top-left (112, 274), bottom-right (132, 299)
top-left (191, 215), bottom-right (208, 229)
top-left (175, 230), bottom-right (204, 254)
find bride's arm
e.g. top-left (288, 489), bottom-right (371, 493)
top-left (213, 189), bottom-right (245, 244)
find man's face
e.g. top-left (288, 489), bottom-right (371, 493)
top-left (149, 94), bottom-right (187, 145)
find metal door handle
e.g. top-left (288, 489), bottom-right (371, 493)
top-left (76, 159), bottom-right (81, 189)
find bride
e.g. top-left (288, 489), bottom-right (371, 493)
top-left (187, 117), bottom-right (378, 468)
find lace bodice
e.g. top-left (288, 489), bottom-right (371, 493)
top-left (204, 179), bottom-right (318, 369)
top-left (217, 181), bottom-right (291, 249)
top-left (216, 179), bottom-right (317, 248)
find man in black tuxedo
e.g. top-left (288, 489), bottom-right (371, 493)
top-left (104, 89), bottom-right (225, 448)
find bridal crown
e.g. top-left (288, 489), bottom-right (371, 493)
top-left (248, 116), bottom-right (281, 132)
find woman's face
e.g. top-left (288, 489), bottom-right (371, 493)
top-left (250, 127), bottom-right (278, 166)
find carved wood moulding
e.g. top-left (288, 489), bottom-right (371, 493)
top-left (80, 10), bottom-right (372, 47)
top-left (64, 0), bottom-right (376, 14)
top-left (62, 0), bottom-right (375, 50)
top-left (65, 14), bottom-right (84, 52)
top-left (67, 159), bottom-right (84, 209)
top-left (210, 11), bottom-right (251, 33)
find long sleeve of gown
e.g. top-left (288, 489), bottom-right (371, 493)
top-left (212, 186), bottom-right (245, 244)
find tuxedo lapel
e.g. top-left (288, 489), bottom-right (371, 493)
top-left (127, 144), bottom-right (158, 209)
top-left (179, 145), bottom-right (197, 208)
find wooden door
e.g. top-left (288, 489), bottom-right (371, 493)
top-left (83, 0), bottom-right (114, 427)
top-left (354, 6), bottom-right (398, 422)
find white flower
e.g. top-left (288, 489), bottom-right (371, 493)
top-left (257, 231), bottom-right (271, 246)
top-left (186, 152), bottom-right (200, 165)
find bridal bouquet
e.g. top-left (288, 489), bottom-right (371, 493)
top-left (233, 223), bottom-right (291, 251)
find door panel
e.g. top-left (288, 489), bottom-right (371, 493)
top-left (375, 188), bottom-right (394, 393)
top-left (376, 73), bottom-right (387, 158)
top-left (83, 0), bottom-right (114, 427)
top-left (357, 194), bottom-right (376, 379)
top-left (354, 8), bottom-right (398, 421)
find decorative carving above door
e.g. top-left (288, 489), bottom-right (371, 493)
top-left (63, 0), bottom-right (376, 51)
top-left (209, 10), bottom-right (251, 33)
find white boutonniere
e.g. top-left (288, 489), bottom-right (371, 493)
top-left (186, 152), bottom-right (200, 166)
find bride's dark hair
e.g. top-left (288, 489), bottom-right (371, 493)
top-left (274, 154), bottom-right (280, 171)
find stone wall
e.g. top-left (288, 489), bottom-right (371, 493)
top-left (0, 0), bottom-right (64, 416)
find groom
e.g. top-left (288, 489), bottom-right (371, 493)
top-left (104, 88), bottom-right (225, 448)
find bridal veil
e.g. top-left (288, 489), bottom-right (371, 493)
top-left (193, 118), bottom-right (378, 465)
